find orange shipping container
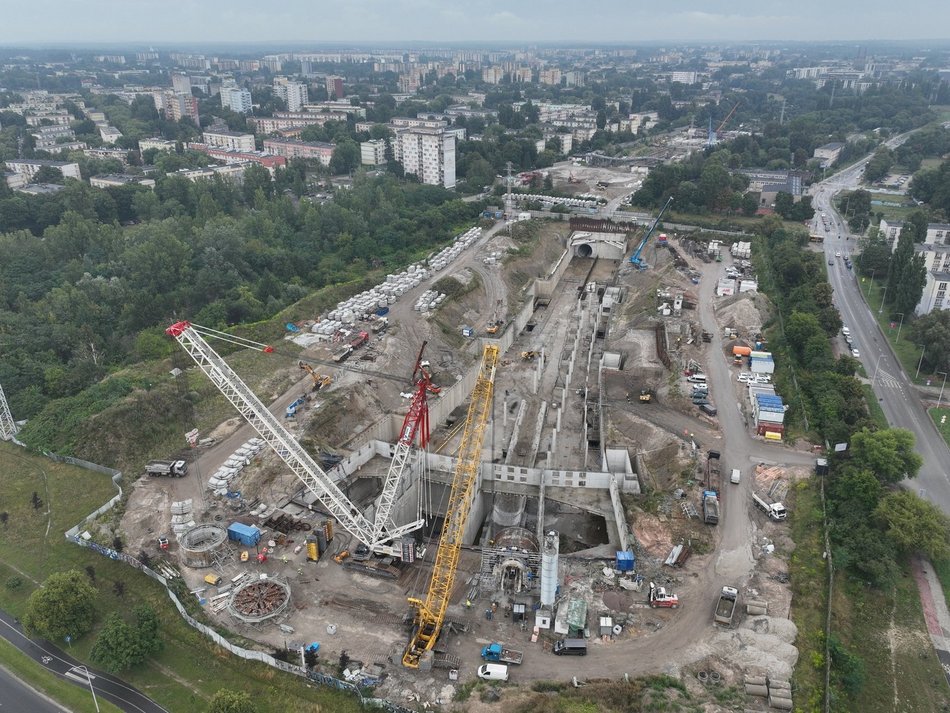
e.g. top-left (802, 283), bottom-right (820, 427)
top-left (732, 346), bottom-right (752, 357)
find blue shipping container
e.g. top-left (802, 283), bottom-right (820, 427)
top-left (227, 522), bottom-right (261, 547)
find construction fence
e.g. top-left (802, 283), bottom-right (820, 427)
top-left (56, 451), bottom-right (415, 713)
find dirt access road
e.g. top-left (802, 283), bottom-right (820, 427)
top-left (478, 246), bottom-right (814, 684)
top-left (123, 218), bottom-right (515, 552)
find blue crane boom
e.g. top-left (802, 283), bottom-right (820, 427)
top-left (629, 196), bottom-right (674, 267)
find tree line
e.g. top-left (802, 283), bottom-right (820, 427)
top-left (756, 216), bottom-right (948, 589)
top-left (0, 173), bottom-right (480, 428)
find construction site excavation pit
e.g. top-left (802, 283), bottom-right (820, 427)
top-left (178, 523), bottom-right (229, 569)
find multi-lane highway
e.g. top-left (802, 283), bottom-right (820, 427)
top-left (811, 136), bottom-right (950, 514)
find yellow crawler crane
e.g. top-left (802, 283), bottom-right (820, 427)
top-left (403, 344), bottom-right (500, 668)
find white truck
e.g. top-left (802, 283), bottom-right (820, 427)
top-left (145, 460), bottom-right (187, 477)
top-left (752, 492), bottom-right (787, 520)
top-left (714, 586), bottom-right (739, 626)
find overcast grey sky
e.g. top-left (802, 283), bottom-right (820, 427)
top-left (0, 0), bottom-right (948, 45)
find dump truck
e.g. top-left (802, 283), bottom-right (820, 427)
top-left (145, 460), bottom-right (188, 477)
top-left (715, 586), bottom-right (739, 626)
top-left (705, 450), bottom-right (721, 494)
top-left (752, 492), bottom-right (788, 520)
top-left (480, 642), bottom-right (524, 665)
top-left (702, 491), bottom-right (720, 525)
top-left (648, 582), bottom-right (679, 608)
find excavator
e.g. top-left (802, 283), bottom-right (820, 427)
top-left (298, 361), bottom-right (332, 391)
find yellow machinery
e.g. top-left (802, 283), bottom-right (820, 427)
top-left (403, 345), bottom-right (499, 668)
top-left (521, 351), bottom-right (538, 360)
top-left (298, 361), bottom-right (332, 390)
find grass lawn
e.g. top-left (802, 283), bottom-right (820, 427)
top-left (863, 384), bottom-right (889, 428)
top-left (0, 442), bottom-right (363, 713)
top-left (833, 567), bottom-right (949, 713)
top-left (929, 407), bottom-right (950, 449)
top-left (868, 193), bottom-right (916, 222)
top-left (857, 276), bottom-right (931, 385)
top-left (788, 480), bottom-right (948, 712)
top-left (0, 638), bottom-right (124, 713)
top-left (788, 480), bottom-right (827, 711)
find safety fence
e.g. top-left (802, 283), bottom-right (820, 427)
top-left (57, 453), bottom-right (417, 713)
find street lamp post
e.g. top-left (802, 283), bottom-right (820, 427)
top-left (866, 269), bottom-right (875, 298)
top-left (894, 312), bottom-right (904, 343)
top-left (916, 344), bottom-right (926, 379)
top-left (878, 285), bottom-right (888, 314)
top-left (71, 665), bottom-right (100, 712)
top-left (873, 354), bottom-right (885, 385)
top-left (938, 371), bottom-right (948, 409)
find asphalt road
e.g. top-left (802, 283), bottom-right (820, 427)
top-left (0, 611), bottom-right (168, 713)
top-left (0, 662), bottom-right (67, 713)
top-left (811, 139), bottom-right (950, 515)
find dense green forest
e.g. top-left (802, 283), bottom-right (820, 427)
top-left (0, 173), bottom-right (480, 422)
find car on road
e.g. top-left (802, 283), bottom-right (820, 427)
top-left (835, 251), bottom-right (841, 257)
top-left (852, 348), bottom-right (861, 358)
top-left (828, 259), bottom-right (834, 265)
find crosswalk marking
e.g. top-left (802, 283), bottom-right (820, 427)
top-left (875, 369), bottom-right (901, 389)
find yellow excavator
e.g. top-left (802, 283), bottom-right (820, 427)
top-left (299, 361), bottom-right (333, 391)
top-left (403, 345), bottom-right (499, 668)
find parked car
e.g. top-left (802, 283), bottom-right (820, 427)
top-left (852, 348), bottom-right (861, 358)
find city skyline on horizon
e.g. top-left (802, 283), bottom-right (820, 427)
top-left (1, 0), bottom-right (949, 45)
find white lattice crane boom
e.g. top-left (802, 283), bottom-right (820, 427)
top-left (0, 383), bottom-right (18, 441)
top-left (166, 321), bottom-right (420, 548)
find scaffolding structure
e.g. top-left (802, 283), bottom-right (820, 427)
top-left (477, 544), bottom-right (543, 596)
top-left (0, 384), bottom-right (18, 441)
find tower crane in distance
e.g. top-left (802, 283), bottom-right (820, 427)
top-left (403, 344), bottom-right (499, 668)
top-left (629, 195), bottom-right (673, 269)
top-left (165, 321), bottom-right (425, 555)
top-left (716, 100), bottom-right (740, 138)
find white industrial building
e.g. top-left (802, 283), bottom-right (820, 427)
top-left (569, 231), bottom-right (627, 260)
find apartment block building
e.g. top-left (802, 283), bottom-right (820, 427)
top-left (539, 68), bottom-right (562, 86)
top-left (274, 78), bottom-right (309, 112)
top-left (263, 138), bottom-right (334, 166)
top-left (326, 75), bottom-right (344, 99)
top-left (202, 129), bottom-right (256, 152)
top-left (881, 219), bottom-right (950, 314)
top-left (360, 139), bottom-right (387, 166)
top-left (4, 159), bottom-right (82, 180)
top-left (221, 85), bottom-right (253, 114)
top-left (391, 126), bottom-right (455, 188)
top-left (139, 138), bottom-right (177, 153)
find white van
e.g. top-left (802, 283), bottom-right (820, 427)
top-left (687, 374), bottom-right (707, 384)
top-left (730, 469), bottom-right (741, 484)
top-left (477, 663), bottom-right (509, 681)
